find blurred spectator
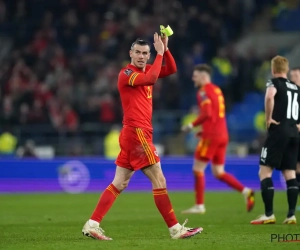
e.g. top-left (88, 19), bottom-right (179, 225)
top-left (181, 106), bottom-right (199, 154)
top-left (68, 143), bottom-right (84, 156)
top-left (231, 48), bottom-right (259, 103)
top-left (61, 104), bottom-right (79, 132)
top-left (271, 0), bottom-right (300, 31)
top-left (99, 93), bottom-right (116, 124)
top-left (211, 47), bottom-right (233, 86)
top-left (254, 110), bottom-right (266, 133)
top-left (16, 140), bottom-right (37, 158)
top-left (103, 125), bottom-right (121, 159)
top-left (0, 128), bottom-right (17, 156)
top-left (191, 43), bottom-right (206, 65)
top-left (248, 133), bottom-right (267, 155)
top-left (254, 49), bottom-right (277, 92)
top-left (18, 103), bottom-right (30, 124)
top-left (0, 96), bottom-right (17, 126)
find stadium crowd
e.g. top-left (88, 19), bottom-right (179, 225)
top-left (0, 0), bottom-right (297, 155)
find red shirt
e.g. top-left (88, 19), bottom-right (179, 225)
top-left (192, 83), bottom-right (228, 138)
top-left (118, 50), bottom-right (177, 131)
top-left (64, 109), bottom-right (78, 130)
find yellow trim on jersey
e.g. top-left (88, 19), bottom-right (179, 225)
top-left (131, 73), bottom-right (139, 86)
top-left (200, 99), bottom-right (211, 106)
top-left (198, 139), bottom-right (210, 157)
top-left (135, 128), bottom-right (156, 165)
top-left (128, 72), bottom-right (139, 86)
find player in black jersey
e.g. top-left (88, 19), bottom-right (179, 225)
top-left (251, 56), bottom-right (300, 225)
top-left (290, 67), bottom-right (300, 203)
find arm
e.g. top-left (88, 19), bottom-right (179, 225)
top-left (128, 55), bottom-right (163, 87)
top-left (265, 86), bottom-right (277, 122)
top-left (191, 100), bottom-right (212, 127)
top-left (158, 50), bottom-right (177, 78)
top-left (181, 90), bottom-right (212, 132)
top-left (297, 91), bottom-right (300, 131)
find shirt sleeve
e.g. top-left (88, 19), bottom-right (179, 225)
top-left (158, 50), bottom-right (177, 78)
top-left (192, 90), bottom-right (212, 127)
top-left (120, 55), bottom-right (163, 87)
top-left (266, 79), bottom-right (278, 89)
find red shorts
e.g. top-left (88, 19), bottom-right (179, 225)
top-left (115, 126), bottom-right (160, 171)
top-left (194, 136), bottom-right (228, 165)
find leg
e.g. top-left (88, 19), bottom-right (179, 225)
top-left (82, 166), bottom-right (134, 240)
top-left (251, 133), bottom-right (289, 224)
top-left (181, 159), bottom-right (208, 214)
top-left (211, 164), bottom-right (244, 192)
top-left (193, 159), bottom-right (207, 208)
top-left (131, 127), bottom-right (202, 238)
top-left (211, 138), bottom-right (255, 211)
top-left (211, 163), bottom-right (255, 212)
top-left (282, 170), bottom-right (298, 222)
top-left (142, 162), bottom-right (177, 228)
top-left (251, 165), bottom-right (276, 224)
top-left (90, 166), bottom-right (134, 223)
top-left (211, 139), bottom-right (244, 192)
top-left (296, 163), bottom-right (300, 190)
top-left (89, 126), bottom-right (133, 224)
top-left (259, 165), bottom-right (274, 217)
top-left (296, 139), bottom-right (300, 190)
top-left (182, 138), bottom-right (211, 214)
top-left (281, 137), bottom-right (299, 223)
top-left (142, 162), bottom-right (203, 239)
top-left (297, 163), bottom-right (300, 211)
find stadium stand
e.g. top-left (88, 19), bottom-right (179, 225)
top-left (0, 0), bottom-right (299, 156)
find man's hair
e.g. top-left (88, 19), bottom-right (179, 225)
top-left (290, 67), bottom-right (300, 72)
top-left (271, 55), bottom-right (289, 74)
top-left (130, 38), bottom-right (150, 50)
top-left (193, 64), bottom-right (212, 76)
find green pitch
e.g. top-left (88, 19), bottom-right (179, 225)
top-left (1, 192), bottom-right (300, 250)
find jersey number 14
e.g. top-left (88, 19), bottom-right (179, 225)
top-left (287, 91), bottom-right (299, 121)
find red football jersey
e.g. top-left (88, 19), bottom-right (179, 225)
top-left (118, 51), bottom-right (176, 130)
top-left (193, 83), bottom-right (228, 138)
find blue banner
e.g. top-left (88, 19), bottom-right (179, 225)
top-left (0, 156), bottom-right (286, 193)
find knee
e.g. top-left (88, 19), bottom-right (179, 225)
top-left (193, 160), bottom-right (207, 173)
top-left (282, 170), bottom-right (296, 181)
top-left (258, 170), bottom-right (265, 180)
top-left (297, 163), bottom-right (300, 173)
top-left (259, 166), bottom-right (272, 181)
top-left (142, 163), bottom-right (167, 189)
top-left (112, 179), bottom-right (130, 192)
top-left (153, 173), bottom-right (166, 189)
top-left (212, 165), bottom-right (225, 178)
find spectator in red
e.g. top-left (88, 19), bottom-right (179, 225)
top-left (99, 94), bottom-right (116, 124)
top-left (28, 99), bottom-right (48, 124)
top-left (62, 104), bottom-right (78, 131)
top-left (31, 31), bottom-right (48, 56)
top-left (35, 84), bottom-right (53, 107)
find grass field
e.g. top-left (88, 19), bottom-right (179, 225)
top-left (1, 191), bottom-right (300, 250)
